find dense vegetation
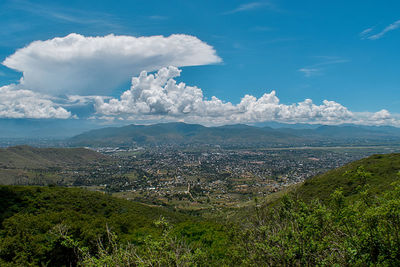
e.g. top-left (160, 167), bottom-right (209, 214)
top-left (1, 153), bottom-right (400, 266)
top-left (232, 182), bottom-right (400, 266)
top-left (0, 186), bottom-right (229, 266)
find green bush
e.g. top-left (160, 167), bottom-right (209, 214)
top-left (231, 183), bottom-right (400, 266)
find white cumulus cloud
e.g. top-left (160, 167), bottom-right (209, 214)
top-left (372, 109), bottom-right (391, 120)
top-left (2, 33), bottom-right (221, 96)
top-left (0, 84), bottom-right (72, 119)
top-left (94, 66), bottom-right (359, 125)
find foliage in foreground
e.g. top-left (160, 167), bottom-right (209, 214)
top-left (231, 182), bottom-right (400, 266)
top-left (0, 185), bottom-right (229, 266)
top-left (25, 182), bottom-right (400, 267)
top-left (57, 217), bottom-right (205, 267)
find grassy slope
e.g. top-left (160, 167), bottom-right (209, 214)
top-left (295, 153), bottom-right (400, 202)
top-left (0, 146), bottom-right (113, 185)
top-left (0, 145), bottom-right (110, 169)
top-left (234, 153), bottom-right (400, 222)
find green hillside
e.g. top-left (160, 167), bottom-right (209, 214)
top-left (229, 153), bottom-right (400, 266)
top-left (235, 153), bottom-right (400, 221)
top-left (294, 153), bottom-right (400, 202)
top-left (0, 146), bottom-right (113, 185)
top-left (0, 145), bottom-right (110, 169)
top-left (0, 186), bottom-right (229, 266)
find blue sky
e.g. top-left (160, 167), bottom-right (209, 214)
top-left (0, 0), bottom-right (400, 128)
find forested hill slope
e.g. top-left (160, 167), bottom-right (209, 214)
top-left (0, 186), bottom-right (227, 266)
top-left (0, 186), bottom-right (181, 265)
top-left (0, 145), bottom-right (110, 169)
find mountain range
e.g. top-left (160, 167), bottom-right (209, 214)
top-left (69, 122), bottom-right (400, 147)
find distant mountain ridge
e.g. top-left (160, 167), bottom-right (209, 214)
top-left (69, 122), bottom-right (400, 147)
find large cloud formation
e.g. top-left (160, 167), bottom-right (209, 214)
top-left (0, 84), bottom-right (71, 119)
top-left (0, 33), bottom-right (398, 125)
top-left (2, 33), bottom-right (221, 96)
top-left (95, 66), bottom-right (392, 125)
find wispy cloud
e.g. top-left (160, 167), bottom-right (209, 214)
top-left (299, 57), bottom-right (349, 77)
top-left (361, 20), bottom-right (400, 40)
top-left (359, 27), bottom-right (374, 39)
top-left (223, 1), bottom-right (275, 15)
top-left (7, 0), bottom-right (120, 29)
top-left (312, 57), bottom-right (349, 67)
top-left (298, 68), bottom-right (320, 77)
